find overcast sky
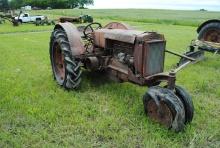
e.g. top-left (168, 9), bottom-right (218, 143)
top-left (89, 0), bottom-right (220, 11)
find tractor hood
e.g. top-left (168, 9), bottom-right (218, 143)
top-left (93, 29), bottom-right (164, 48)
top-left (103, 29), bottom-right (144, 44)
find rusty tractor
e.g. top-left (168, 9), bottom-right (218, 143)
top-left (178, 20), bottom-right (220, 66)
top-left (35, 17), bottom-right (56, 26)
top-left (49, 22), bottom-right (195, 132)
top-left (59, 15), bottom-right (93, 24)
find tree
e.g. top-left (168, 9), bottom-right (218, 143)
top-left (49, 0), bottom-right (69, 9)
top-left (7, 0), bottom-right (94, 9)
top-left (0, 0), bottom-right (9, 11)
top-left (78, 0), bottom-right (93, 8)
top-left (68, 0), bottom-right (79, 8)
top-left (9, 0), bottom-right (23, 9)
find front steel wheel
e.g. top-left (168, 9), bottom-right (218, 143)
top-left (146, 99), bottom-right (173, 128)
top-left (143, 86), bottom-right (185, 132)
top-left (50, 28), bottom-right (82, 89)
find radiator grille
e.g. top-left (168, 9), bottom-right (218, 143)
top-left (143, 41), bottom-right (165, 77)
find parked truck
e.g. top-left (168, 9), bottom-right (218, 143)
top-left (14, 13), bottom-right (45, 23)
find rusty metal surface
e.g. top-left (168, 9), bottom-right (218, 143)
top-left (50, 21), bottom-right (193, 131)
top-left (144, 72), bottom-right (176, 88)
top-left (59, 17), bottom-right (78, 23)
top-left (166, 50), bottom-right (196, 62)
top-left (133, 38), bottom-right (144, 75)
top-left (85, 57), bottom-right (100, 70)
top-left (202, 29), bottom-right (220, 43)
top-left (93, 29), bottom-right (143, 48)
top-left (104, 22), bottom-right (133, 30)
top-left (93, 29), bottom-right (106, 48)
top-left (134, 33), bottom-right (166, 76)
top-left (92, 28), bottom-right (171, 87)
top-left (104, 29), bottom-right (144, 44)
top-left (137, 32), bottom-right (165, 41)
top-left (53, 42), bottom-right (65, 82)
top-left (143, 41), bottom-right (166, 77)
top-left (55, 23), bottom-right (85, 56)
top-left (146, 86), bottom-right (186, 131)
top-left (147, 99), bottom-right (173, 128)
top-left (90, 27), bottom-right (176, 88)
top-left (108, 58), bottom-right (129, 75)
top-left (53, 22), bottom-right (183, 90)
top-left (107, 69), bottom-right (128, 82)
top-left (178, 50), bottom-right (205, 66)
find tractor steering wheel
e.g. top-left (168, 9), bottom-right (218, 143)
top-left (83, 22), bottom-right (102, 40)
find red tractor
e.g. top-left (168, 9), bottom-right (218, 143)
top-left (49, 22), bottom-right (194, 132)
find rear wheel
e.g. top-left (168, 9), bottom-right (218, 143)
top-left (143, 86), bottom-right (185, 132)
top-left (198, 22), bottom-right (220, 43)
top-left (50, 29), bottom-right (82, 89)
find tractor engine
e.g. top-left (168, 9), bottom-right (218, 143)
top-left (90, 28), bottom-right (166, 85)
top-left (107, 40), bottom-right (134, 65)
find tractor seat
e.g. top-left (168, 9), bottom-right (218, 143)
top-left (93, 29), bottom-right (144, 48)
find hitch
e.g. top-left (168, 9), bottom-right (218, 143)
top-left (178, 40), bottom-right (220, 66)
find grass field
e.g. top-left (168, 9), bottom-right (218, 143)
top-left (31, 9), bottom-right (220, 27)
top-left (0, 9), bottom-right (220, 147)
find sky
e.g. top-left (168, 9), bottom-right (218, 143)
top-left (89, 0), bottom-right (220, 11)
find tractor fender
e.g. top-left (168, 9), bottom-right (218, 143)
top-left (197, 19), bottom-right (220, 33)
top-left (54, 22), bottom-right (85, 56)
top-left (104, 22), bottom-right (133, 30)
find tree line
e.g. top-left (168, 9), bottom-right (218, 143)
top-left (0, 0), bottom-right (94, 10)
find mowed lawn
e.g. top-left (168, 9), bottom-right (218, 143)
top-left (0, 9), bottom-right (220, 147)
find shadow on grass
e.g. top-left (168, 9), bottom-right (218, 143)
top-left (79, 70), bottom-right (121, 92)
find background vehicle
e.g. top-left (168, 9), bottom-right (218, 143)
top-left (59, 15), bottom-right (93, 24)
top-left (14, 13), bottom-right (45, 23)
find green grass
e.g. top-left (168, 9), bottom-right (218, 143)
top-left (0, 9), bottom-right (220, 147)
top-left (31, 9), bottom-right (220, 27)
top-left (0, 21), bottom-right (54, 34)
